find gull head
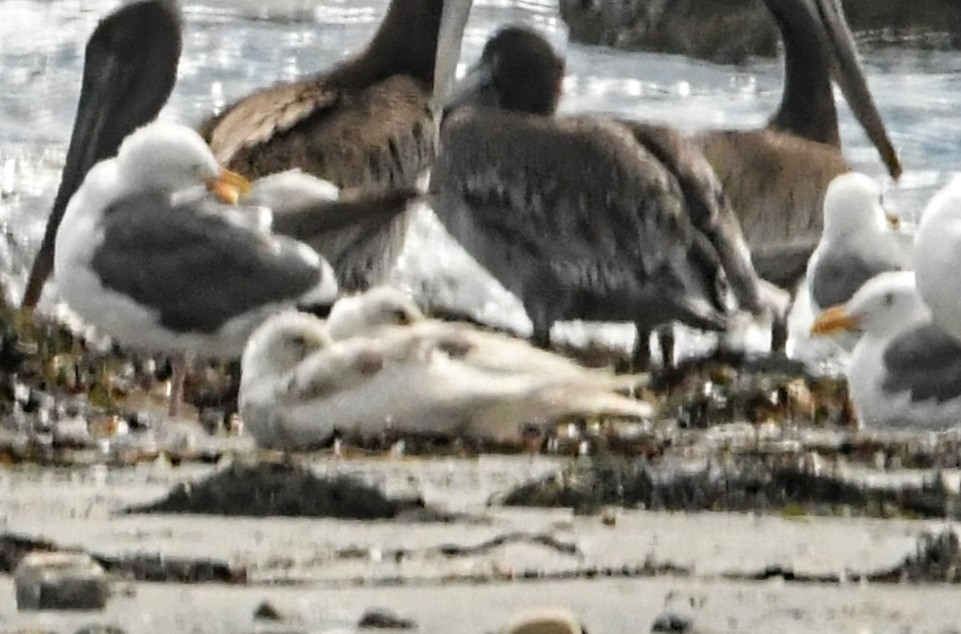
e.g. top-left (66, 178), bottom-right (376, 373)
top-left (241, 311), bottom-right (333, 385)
top-left (115, 120), bottom-right (250, 203)
top-left (810, 271), bottom-right (927, 338)
top-left (326, 286), bottom-right (425, 340)
top-left (822, 172), bottom-right (899, 239)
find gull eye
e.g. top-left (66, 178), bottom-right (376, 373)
top-left (290, 334), bottom-right (307, 348)
top-left (883, 293), bottom-right (894, 307)
top-left (392, 308), bottom-right (412, 325)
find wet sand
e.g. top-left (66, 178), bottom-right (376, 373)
top-left (0, 455), bottom-right (958, 633)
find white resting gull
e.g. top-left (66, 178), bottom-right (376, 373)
top-left (239, 288), bottom-right (654, 450)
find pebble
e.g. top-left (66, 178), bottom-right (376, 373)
top-left (357, 607), bottom-right (416, 629)
top-left (502, 608), bottom-right (586, 634)
top-left (651, 611), bottom-right (693, 633)
top-left (253, 600), bottom-right (285, 621)
top-left (14, 551), bottom-right (109, 611)
top-left (73, 625), bottom-right (127, 634)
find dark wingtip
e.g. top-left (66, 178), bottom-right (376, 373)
top-left (272, 187), bottom-right (421, 240)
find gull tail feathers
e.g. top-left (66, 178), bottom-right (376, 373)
top-left (530, 378), bottom-right (655, 421)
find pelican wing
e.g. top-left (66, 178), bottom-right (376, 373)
top-left (92, 191), bottom-right (326, 334)
top-left (432, 109), bottom-right (729, 329)
top-left (200, 81), bottom-right (340, 166)
top-left (435, 111), bottom-right (686, 269)
top-left (200, 75), bottom-right (433, 188)
top-left (618, 120), bottom-right (762, 313)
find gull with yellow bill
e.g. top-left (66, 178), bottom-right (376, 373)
top-left (810, 271), bottom-right (961, 429)
top-left (35, 0), bottom-right (340, 416)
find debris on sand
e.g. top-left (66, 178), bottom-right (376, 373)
top-left (357, 607), bottom-right (417, 629)
top-left (0, 532), bottom-right (244, 584)
top-left (499, 455), bottom-right (961, 519)
top-left (879, 529), bottom-right (961, 583)
top-left (14, 551), bottom-right (108, 611)
top-left (123, 461), bottom-right (452, 520)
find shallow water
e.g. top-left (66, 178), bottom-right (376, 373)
top-left (1, 0), bottom-right (959, 350)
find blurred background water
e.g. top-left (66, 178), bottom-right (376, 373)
top-left (0, 0), bottom-right (958, 352)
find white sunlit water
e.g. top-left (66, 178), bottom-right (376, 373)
top-left (1, 0), bottom-right (960, 360)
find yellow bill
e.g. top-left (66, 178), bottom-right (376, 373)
top-left (207, 167), bottom-right (251, 205)
top-left (810, 305), bottom-right (860, 336)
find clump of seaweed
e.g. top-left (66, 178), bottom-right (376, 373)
top-left (899, 529), bottom-right (961, 583)
top-left (498, 454), bottom-right (961, 519)
top-left (124, 460), bottom-right (451, 520)
top-left (654, 355), bottom-right (855, 431)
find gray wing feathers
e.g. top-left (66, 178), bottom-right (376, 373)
top-left (811, 248), bottom-right (904, 310)
top-left (433, 111), bottom-right (691, 281)
top-left (93, 191), bottom-right (324, 333)
top-left (882, 322), bottom-right (961, 404)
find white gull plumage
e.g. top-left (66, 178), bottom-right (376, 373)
top-left (239, 286), bottom-right (653, 450)
top-left (806, 173), bottom-right (912, 318)
top-left (811, 271), bottom-right (961, 429)
top-left (53, 120), bottom-right (338, 417)
top-left (915, 174), bottom-right (961, 343)
top-left (54, 120), bottom-right (337, 358)
top-left (787, 173), bottom-right (912, 370)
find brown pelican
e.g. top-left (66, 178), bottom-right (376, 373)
top-left (693, 0), bottom-right (902, 295)
top-left (430, 25), bottom-right (765, 366)
top-left (21, 0), bottom-right (182, 309)
top-left (21, 0), bottom-right (421, 311)
top-left (18, 0), bottom-right (408, 415)
top-left (197, 0), bottom-right (449, 290)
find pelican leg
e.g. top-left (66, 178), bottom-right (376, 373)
top-left (530, 321), bottom-right (552, 350)
top-left (770, 313), bottom-right (789, 354)
top-left (656, 325), bottom-right (676, 368)
top-left (525, 297), bottom-right (554, 350)
top-left (630, 325), bottom-right (653, 371)
top-left (168, 352), bottom-right (190, 418)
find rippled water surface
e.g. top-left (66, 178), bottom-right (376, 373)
top-left (1, 0), bottom-right (960, 343)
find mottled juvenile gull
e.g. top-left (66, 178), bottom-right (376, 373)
top-left (239, 296), bottom-right (652, 450)
top-left (326, 285), bottom-right (628, 379)
top-left (811, 272), bottom-right (961, 429)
